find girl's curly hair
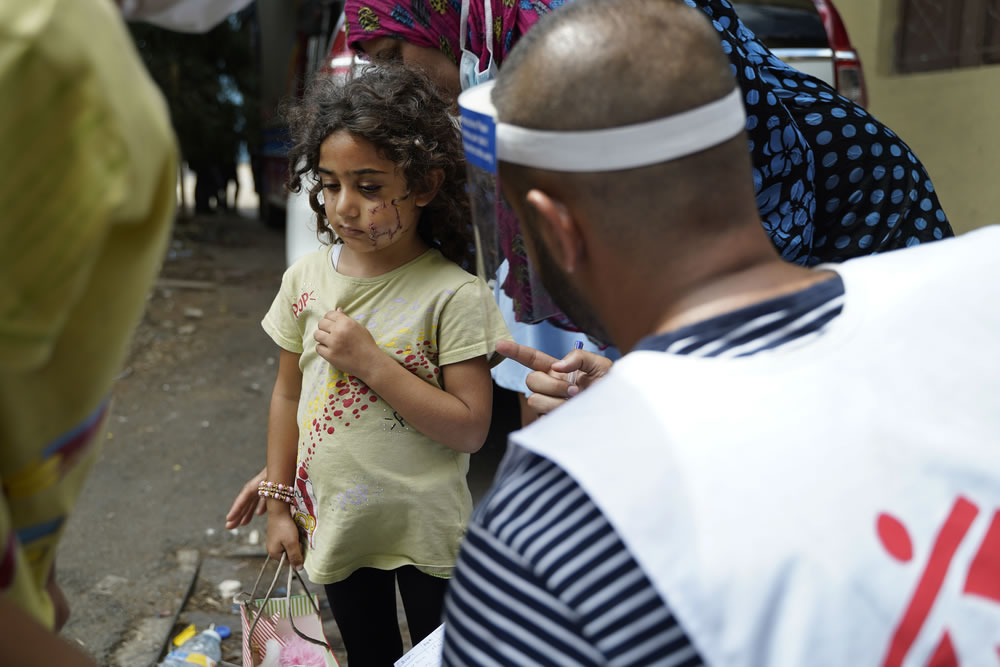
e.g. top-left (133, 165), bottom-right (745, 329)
top-left (284, 65), bottom-right (474, 269)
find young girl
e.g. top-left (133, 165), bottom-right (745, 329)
top-left (259, 66), bottom-right (509, 666)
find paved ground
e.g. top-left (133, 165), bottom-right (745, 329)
top-left (55, 214), bottom-right (518, 666)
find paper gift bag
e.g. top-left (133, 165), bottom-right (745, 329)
top-left (237, 556), bottom-right (339, 667)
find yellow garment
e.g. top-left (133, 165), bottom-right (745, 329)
top-left (262, 246), bottom-right (511, 583)
top-left (0, 0), bottom-right (176, 627)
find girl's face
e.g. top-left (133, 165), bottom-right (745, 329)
top-left (318, 131), bottom-right (435, 254)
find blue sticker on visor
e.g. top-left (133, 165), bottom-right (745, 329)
top-left (461, 105), bottom-right (497, 174)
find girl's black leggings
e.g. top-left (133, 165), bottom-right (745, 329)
top-left (323, 565), bottom-right (449, 667)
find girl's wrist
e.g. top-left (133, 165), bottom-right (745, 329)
top-left (360, 348), bottom-right (395, 390)
top-left (265, 498), bottom-right (295, 515)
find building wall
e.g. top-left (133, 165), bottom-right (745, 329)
top-left (832, 0), bottom-right (1000, 234)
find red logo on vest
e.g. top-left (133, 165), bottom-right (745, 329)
top-left (878, 496), bottom-right (1000, 666)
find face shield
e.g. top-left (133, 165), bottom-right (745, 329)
top-left (458, 84), bottom-right (558, 326)
top-left (457, 81), bottom-right (747, 328)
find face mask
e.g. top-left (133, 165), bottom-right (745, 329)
top-left (460, 48), bottom-right (498, 91)
top-left (459, 0), bottom-right (498, 91)
top-left (120, 0), bottom-right (253, 33)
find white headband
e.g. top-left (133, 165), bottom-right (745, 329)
top-left (458, 81), bottom-right (747, 173)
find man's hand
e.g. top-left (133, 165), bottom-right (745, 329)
top-left (496, 340), bottom-right (613, 416)
top-left (225, 467), bottom-right (267, 529)
top-left (313, 309), bottom-right (382, 379)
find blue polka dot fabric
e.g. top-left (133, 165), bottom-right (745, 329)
top-left (685, 0), bottom-right (952, 265)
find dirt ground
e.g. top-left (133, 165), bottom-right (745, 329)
top-left (55, 214), bottom-right (518, 666)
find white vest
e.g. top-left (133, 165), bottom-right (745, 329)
top-left (514, 228), bottom-right (1000, 666)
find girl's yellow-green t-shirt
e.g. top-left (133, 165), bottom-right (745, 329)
top-left (262, 246), bottom-right (511, 584)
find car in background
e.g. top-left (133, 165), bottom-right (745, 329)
top-left (735, 0), bottom-right (867, 107)
top-left (286, 0), bottom-right (868, 265)
top-left (284, 14), bottom-right (360, 264)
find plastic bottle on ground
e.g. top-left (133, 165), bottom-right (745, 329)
top-left (158, 627), bottom-right (223, 666)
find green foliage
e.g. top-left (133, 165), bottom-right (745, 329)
top-left (129, 12), bottom-right (260, 166)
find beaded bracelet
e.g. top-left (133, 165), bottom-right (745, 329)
top-left (257, 480), bottom-right (295, 504)
top-left (258, 481), bottom-right (294, 497)
top-left (258, 488), bottom-right (294, 504)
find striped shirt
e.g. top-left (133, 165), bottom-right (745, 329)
top-left (443, 276), bottom-right (845, 665)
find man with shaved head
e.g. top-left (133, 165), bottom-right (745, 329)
top-left (442, 0), bottom-right (1000, 664)
top-left (489, 0), bottom-right (776, 352)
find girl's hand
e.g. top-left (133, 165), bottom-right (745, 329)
top-left (266, 508), bottom-right (304, 570)
top-left (313, 309), bottom-right (383, 379)
top-left (225, 467), bottom-right (267, 529)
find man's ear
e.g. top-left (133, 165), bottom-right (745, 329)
top-left (525, 189), bottom-right (582, 273)
top-left (414, 168), bottom-right (445, 207)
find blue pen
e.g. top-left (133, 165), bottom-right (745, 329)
top-left (569, 340), bottom-right (584, 386)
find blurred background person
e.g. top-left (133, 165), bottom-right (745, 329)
top-left (0, 0), bottom-right (246, 663)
